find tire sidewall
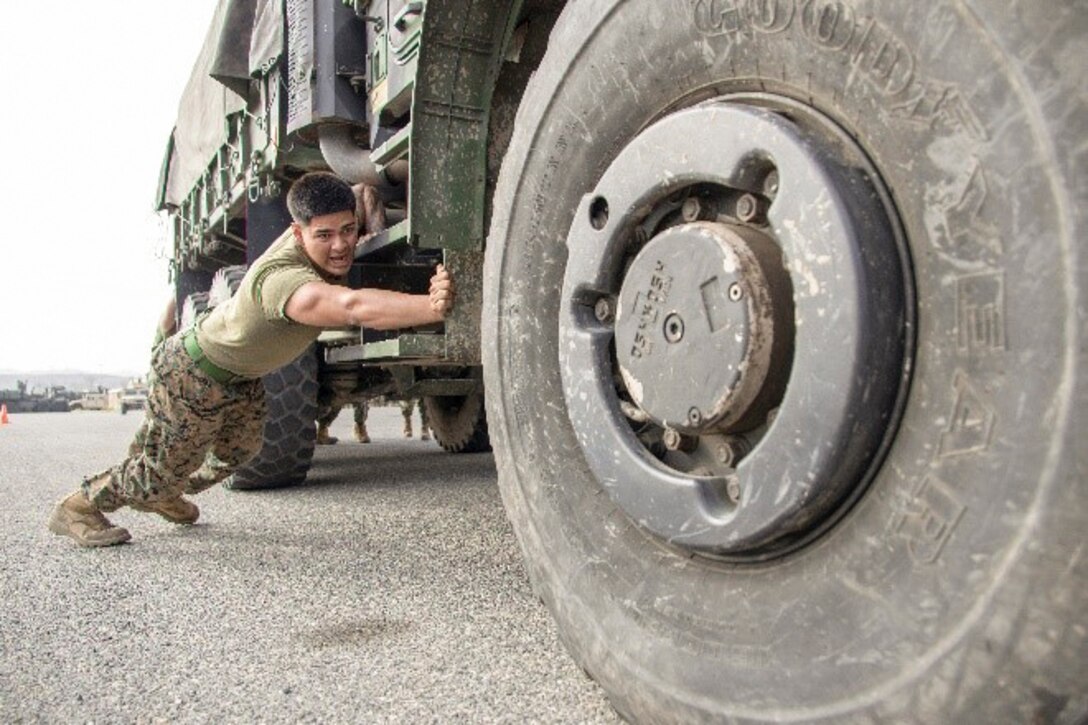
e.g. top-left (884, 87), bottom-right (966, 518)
top-left (484, 0), bottom-right (1085, 719)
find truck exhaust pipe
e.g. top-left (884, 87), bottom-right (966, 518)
top-left (318, 125), bottom-right (408, 201)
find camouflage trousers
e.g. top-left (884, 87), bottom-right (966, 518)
top-left (84, 335), bottom-right (266, 511)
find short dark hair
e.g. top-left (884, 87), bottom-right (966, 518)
top-left (286, 172), bottom-right (356, 226)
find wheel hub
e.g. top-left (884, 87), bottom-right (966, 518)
top-left (559, 100), bottom-right (912, 557)
top-left (615, 222), bottom-right (786, 434)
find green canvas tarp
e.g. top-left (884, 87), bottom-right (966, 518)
top-left (156, 0), bottom-right (284, 210)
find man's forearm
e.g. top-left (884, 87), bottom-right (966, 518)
top-left (285, 265), bottom-right (452, 328)
top-left (342, 288), bottom-right (441, 330)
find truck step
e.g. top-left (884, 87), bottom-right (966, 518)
top-left (325, 334), bottom-right (446, 363)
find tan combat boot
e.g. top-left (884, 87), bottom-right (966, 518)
top-left (316, 423), bottom-right (339, 445)
top-left (403, 420), bottom-right (413, 438)
top-left (420, 426), bottom-right (431, 442)
top-left (129, 496), bottom-right (200, 525)
top-left (48, 491), bottom-right (131, 547)
top-left (354, 423), bottom-right (370, 443)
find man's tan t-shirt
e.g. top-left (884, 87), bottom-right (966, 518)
top-left (195, 229), bottom-right (339, 378)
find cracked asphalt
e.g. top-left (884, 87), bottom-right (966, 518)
top-left (0, 407), bottom-right (619, 723)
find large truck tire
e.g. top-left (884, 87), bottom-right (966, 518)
top-left (483, 1), bottom-right (1086, 722)
top-left (224, 345), bottom-right (319, 491)
top-left (207, 264), bottom-right (248, 306)
top-left (178, 292), bottom-right (209, 331)
top-left (423, 392), bottom-right (492, 454)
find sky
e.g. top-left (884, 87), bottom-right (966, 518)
top-left (0, 2), bottom-right (221, 375)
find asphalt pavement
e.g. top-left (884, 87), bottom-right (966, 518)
top-left (0, 407), bottom-right (619, 723)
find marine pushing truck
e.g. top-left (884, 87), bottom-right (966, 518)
top-left (157, 0), bottom-right (1085, 720)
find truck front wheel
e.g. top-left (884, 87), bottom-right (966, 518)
top-left (483, 0), bottom-right (1085, 721)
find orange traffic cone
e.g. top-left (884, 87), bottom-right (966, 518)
top-left (0, 404), bottom-right (8, 425)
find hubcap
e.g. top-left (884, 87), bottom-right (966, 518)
top-left (559, 100), bottom-right (913, 557)
top-left (615, 221), bottom-right (791, 434)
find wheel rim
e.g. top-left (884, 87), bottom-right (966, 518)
top-left (559, 100), bottom-right (914, 558)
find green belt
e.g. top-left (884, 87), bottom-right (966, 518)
top-left (182, 331), bottom-right (246, 385)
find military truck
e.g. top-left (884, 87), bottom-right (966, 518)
top-left (117, 385), bottom-right (149, 415)
top-left (0, 381), bottom-right (72, 414)
top-left (67, 390), bottom-right (111, 412)
top-left (156, 1), bottom-right (1085, 720)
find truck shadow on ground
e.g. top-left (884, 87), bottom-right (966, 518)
top-left (296, 441), bottom-right (496, 495)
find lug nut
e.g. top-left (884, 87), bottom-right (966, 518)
top-left (663, 428), bottom-right (699, 452)
top-left (681, 197), bottom-right (702, 222)
top-left (763, 170), bottom-right (780, 198)
top-left (726, 476), bottom-right (742, 503)
top-left (716, 443), bottom-right (736, 467)
top-left (594, 297), bottom-right (614, 323)
top-left (728, 283), bottom-right (744, 302)
top-left (736, 193), bottom-right (759, 223)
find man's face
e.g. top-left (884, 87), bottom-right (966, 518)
top-left (293, 210), bottom-right (359, 278)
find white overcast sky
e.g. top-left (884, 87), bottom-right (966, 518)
top-left (0, 2), bottom-right (220, 375)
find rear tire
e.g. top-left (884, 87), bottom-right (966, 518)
top-left (225, 346), bottom-right (320, 490)
top-left (483, 1), bottom-right (1086, 721)
top-left (207, 264), bottom-right (248, 306)
top-left (423, 392), bottom-right (491, 454)
top-left (178, 292), bottom-right (209, 331)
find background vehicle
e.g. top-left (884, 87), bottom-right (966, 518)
top-left (158, 1), bottom-right (1085, 720)
top-left (0, 381), bottom-right (72, 413)
top-left (118, 386), bottom-right (148, 415)
top-left (68, 389), bottom-right (110, 412)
